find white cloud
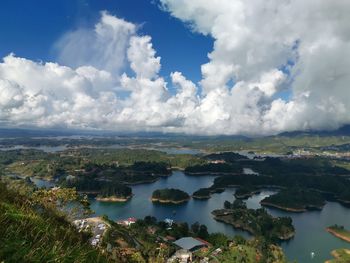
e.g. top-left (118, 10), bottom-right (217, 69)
top-left (127, 36), bottom-right (161, 79)
top-left (55, 11), bottom-right (136, 75)
top-left (1, 4), bottom-right (350, 135)
top-left (160, 0), bottom-right (350, 134)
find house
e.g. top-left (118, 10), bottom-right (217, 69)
top-left (164, 218), bottom-right (174, 226)
top-left (209, 160), bottom-right (226, 164)
top-left (125, 217), bottom-right (137, 225)
top-left (117, 217), bottom-right (137, 226)
top-left (167, 249), bottom-right (192, 263)
top-left (173, 237), bottom-right (210, 252)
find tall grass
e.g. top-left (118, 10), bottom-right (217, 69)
top-left (0, 183), bottom-right (110, 263)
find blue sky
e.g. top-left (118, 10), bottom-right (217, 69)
top-left (0, 0), bottom-right (212, 84)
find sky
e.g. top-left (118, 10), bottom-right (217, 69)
top-left (0, 0), bottom-right (350, 135)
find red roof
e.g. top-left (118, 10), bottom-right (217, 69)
top-left (194, 237), bottom-right (212, 247)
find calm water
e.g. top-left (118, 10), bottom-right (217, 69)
top-left (88, 171), bottom-right (350, 263)
top-left (156, 148), bottom-right (202, 155)
top-left (0, 145), bottom-right (201, 155)
top-left (0, 145), bottom-right (68, 152)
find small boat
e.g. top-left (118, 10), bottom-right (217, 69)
top-left (310, 252), bottom-right (315, 259)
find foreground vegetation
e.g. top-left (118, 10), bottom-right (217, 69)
top-left (326, 248), bottom-right (350, 263)
top-left (0, 181), bottom-right (108, 262)
top-left (0, 176), bottom-right (290, 262)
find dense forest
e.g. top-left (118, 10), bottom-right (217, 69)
top-left (185, 163), bottom-right (242, 174)
top-left (151, 188), bottom-right (190, 203)
top-left (261, 188), bottom-right (326, 211)
top-left (213, 200), bottom-right (295, 242)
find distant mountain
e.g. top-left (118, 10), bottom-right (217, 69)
top-left (2, 125), bottom-right (350, 139)
top-left (0, 127), bottom-right (249, 139)
top-left (278, 125), bottom-right (350, 137)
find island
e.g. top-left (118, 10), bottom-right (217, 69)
top-left (96, 183), bottom-right (132, 202)
top-left (192, 188), bottom-right (211, 199)
top-left (260, 188), bottom-right (326, 212)
top-left (204, 152), bottom-right (248, 162)
top-left (190, 155), bottom-right (350, 206)
top-left (184, 163), bottom-right (242, 175)
top-left (326, 225), bottom-right (350, 243)
top-left (234, 185), bottom-right (261, 199)
top-left (151, 188), bottom-right (190, 204)
top-left (212, 200), bottom-right (295, 241)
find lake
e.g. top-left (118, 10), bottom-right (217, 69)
top-left (0, 144), bottom-right (202, 155)
top-left (88, 171), bottom-right (350, 263)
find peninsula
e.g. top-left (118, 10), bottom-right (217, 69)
top-left (212, 200), bottom-right (295, 241)
top-left (260, 188), bottom-right (326, 212)
top-left (326, 225), bottom-right (350, 243)
top-left (192, 188), bottom-right (211, 199)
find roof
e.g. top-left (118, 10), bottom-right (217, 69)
top-left (174, 237), bottom-right (208, 250)
top-left (194, 237), bottom-right (211, 247)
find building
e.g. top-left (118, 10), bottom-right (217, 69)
top-left (117, 217), bottom-right (137, 226)
top-left (164, 218), bottom-right (174, 226)
top-left (167, 249), bottom-right (192, 263)
top-left (209, 160), bottom-right (226, 164)
top-left (173, 237), bottom-right (210, 252)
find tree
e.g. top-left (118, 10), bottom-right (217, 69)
top-left (208, 233), bottom-right (229, 247)
top-left (191, 222), bottom-right (200, 234)
top-left (232, 199), bottom-right (246, 209)
top-left (198, 225), bottom-right (209, 239)
top-left (224, 200), bottom-right (232, 209)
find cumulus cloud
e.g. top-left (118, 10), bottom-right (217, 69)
top-left (55, 11), bottom-right (136, 75)
top-left (0, 12), bottom-right (198, 132)
top-left (1, 4), bottom-right (350, 135)
top-left (160, 0), bottom-right (350, 134)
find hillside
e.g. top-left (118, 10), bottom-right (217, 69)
top-left (0, 182), bottom-right (109, 263)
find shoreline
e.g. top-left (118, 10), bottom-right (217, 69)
top-left (260, 201), bottom-right (306, 212)
top-left (235, 190), bottom-right (261, 199)
top-left (96, 195), bottom-right (132, 202)
top-left (123, 178), bottom-right (158, 185)
top-left (260, 201), bottom-right (324, 212)
top-left (185, 172), bottom-right (240, 176)
top-left (326, 227), bottom-right (350, 243)
top-left (212, 212), bottom-right (295, 240)
top-left (325, 249), bottom-right (350, 263)
top-left (192, 194), bottom-right (211, 200)
top-left (151, 197), bottom-right (190, 204)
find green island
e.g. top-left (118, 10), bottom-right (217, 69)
top-left (260, 188), bottom-right (326, 212)
top-left (212, 199), bottom-right (295, 241)
top-left (204, 152), bottom-right (248, 162)
top-left (326, 225), bottom-right (350, 243)
top-left (95, 183), bottom-right (133, 202)
top-left (326, 249), bottom-right (350, 263)
top-left (151, 188), bottom-right (190, 204)
top-left (187, 153), bottom-right (350, 207)
top-left (234, 185), bottom-right (261, 199)
top-left (192, 188), bottom-right (212, 199)
top-left (184, 162), bottom-right (242, 175)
